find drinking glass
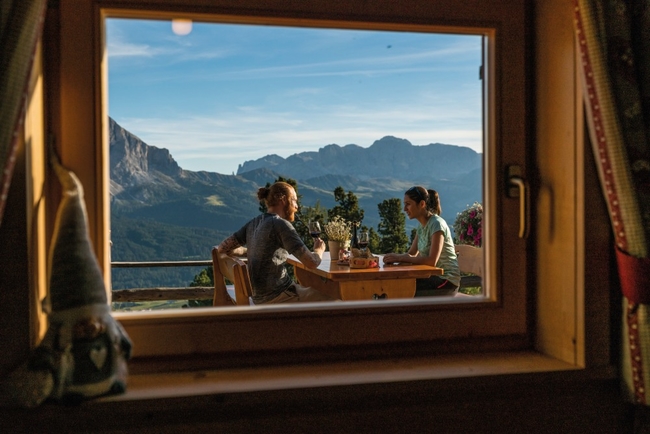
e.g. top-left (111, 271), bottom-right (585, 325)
top-left (308, 221), bottom-right (321, 239)
top-left (358, 229), bottom-right (369, 252)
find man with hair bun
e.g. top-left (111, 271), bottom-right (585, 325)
top-left (217, 182), bottom-right (334, 304)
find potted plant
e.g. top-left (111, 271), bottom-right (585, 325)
top-left (453, 202), bottom-right (483, 247)
top-left (323, 216), bottom-right (351, 256)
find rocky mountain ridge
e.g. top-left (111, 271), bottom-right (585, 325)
top-left (237, 136), bottom-right (481, 183)
top-left (110, 118), bottom-right (183, 193)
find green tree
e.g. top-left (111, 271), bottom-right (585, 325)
top-left (187, 267), bottom-right (213, 307)
top-left (327, 186), bottom-right (364, 225)
top-left (190, 267), bottom-right (213, 287)
top-left (367, 226), bottom-right (380, 253)
top-left (377, 198), bottom-right (409, 253)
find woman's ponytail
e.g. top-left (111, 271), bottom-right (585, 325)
top-left (426, 189), bottom-right (441, 215)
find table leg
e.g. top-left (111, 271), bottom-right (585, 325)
top-left (293, 267), bottom-right (342, 300)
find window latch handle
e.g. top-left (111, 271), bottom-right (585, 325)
top-left (507, 166), bottom-right (529, 239)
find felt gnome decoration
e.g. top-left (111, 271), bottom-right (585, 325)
top-left (0, 150), bottom-right (132, 407)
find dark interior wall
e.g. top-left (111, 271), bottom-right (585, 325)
top-left (0, 139), bottom-right (31, 377)
top-left (1, 372), bottom-right (629, 433)
top-left (584, 122), bottom-right (621, 367)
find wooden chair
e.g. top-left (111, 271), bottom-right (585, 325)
top-left (455, 244), bottom-right (483, 294)
top-left (211, 247), bottom-right (253, 306)
top-left (456, 244), bottom-right (483, 276)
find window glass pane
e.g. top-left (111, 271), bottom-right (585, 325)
top-left (106, 18), bottom-right (485, 311)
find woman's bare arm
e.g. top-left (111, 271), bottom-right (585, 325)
top-left (383, 233), bottom-right (442, 267)
top-left (383, 237), bottom-right (419, 264)
top-left (424, 231), bottom-right (444, 266)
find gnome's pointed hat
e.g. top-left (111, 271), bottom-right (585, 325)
top-left (46, 151), bottom-right (107, 313)
top-left (0, 150), bottom-right (130, 409)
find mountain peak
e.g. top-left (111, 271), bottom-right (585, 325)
top-left (370, 136), bottom-right (413, 150)
top-left (109, 117), bottom-right (183, 190)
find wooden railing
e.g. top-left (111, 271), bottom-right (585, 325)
top-left (111, 260), bottom-right (214, 302)
top-left (110, 260), bottom-right (481, 303)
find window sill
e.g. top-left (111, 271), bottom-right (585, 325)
top-left (104, 350), bottom-right (610, 402)
top-left (2, 350), bottom-right (622, 432)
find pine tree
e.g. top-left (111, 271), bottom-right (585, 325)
top-left (377, 198), bottom-right (409, 253)
top-left (187, 267), bottom-right (214, 307)
top-left (190, 267), bottom-right (213, 287)
top-left (327, 186), bottom-right (364, 225)
top-left (368, 227), bottom-right (381, 253)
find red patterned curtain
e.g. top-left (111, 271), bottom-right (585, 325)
top-left (574, 0), bottom-right (650, 419)
top-left (0, 0), bottom-right (47, 227)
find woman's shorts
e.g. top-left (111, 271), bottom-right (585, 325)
top-left (415, 275), bottom-right (458, 297)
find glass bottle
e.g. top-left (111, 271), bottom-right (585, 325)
top-left (351, 221), bottom-right (360, 249)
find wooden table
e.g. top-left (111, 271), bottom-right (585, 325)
top-left (287, 252), bottom-right (443, 301)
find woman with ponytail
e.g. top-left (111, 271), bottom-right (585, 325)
top-left (383, 186), bottom-right (460, 296)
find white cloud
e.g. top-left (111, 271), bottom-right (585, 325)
top-left (107, 40), bottom-right (157, 58)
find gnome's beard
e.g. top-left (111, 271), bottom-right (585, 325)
top-left (1, 302), bottom-right (132, 408)
top-left (43, 304), bottom-right (130, 400)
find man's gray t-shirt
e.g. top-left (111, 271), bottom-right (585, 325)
top-left (233, 213), bottom-right (305, 304)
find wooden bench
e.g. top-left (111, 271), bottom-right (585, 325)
top-left (211, 248), bottom-right (253, 306)
top-left (456, 244), bottom-right (483, 296)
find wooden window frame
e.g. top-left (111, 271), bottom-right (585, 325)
top-left (39, 0), bottom-right (606, 376)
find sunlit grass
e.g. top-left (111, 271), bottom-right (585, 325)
top-left (459, 286), bottom-right (481, 296)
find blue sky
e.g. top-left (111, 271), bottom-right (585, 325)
top-left (107, 19), bottom-right (483, 175)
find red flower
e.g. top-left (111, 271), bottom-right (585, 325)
top-left (453, 202), bottom-right (483, 247)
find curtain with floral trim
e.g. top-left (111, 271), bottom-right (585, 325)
top-left (573, 0), bottom-right (650, 422)
top-left (0, 0), bottom-right (47, 227)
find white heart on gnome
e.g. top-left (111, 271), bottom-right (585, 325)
top-left (89, 346), bottom-right (108, 370)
